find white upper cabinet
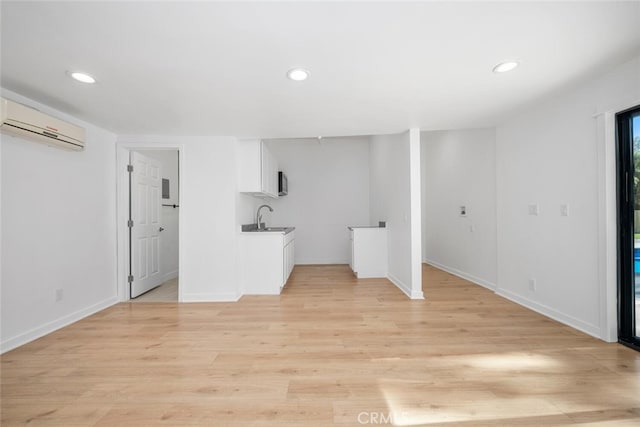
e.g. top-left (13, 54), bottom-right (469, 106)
top-left (238, 139), bottom-right (279, 198)
top-left (261, 144), bottom-right (278, 197)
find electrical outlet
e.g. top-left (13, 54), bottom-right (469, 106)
top-left (560, 204), bottom-right (569, 217)
top-left (528, 204), bottom-right (539, 216)
top-left (55, 288), bottom-right (64, 302)
top-left (528, 278), bottom-right (536, 292)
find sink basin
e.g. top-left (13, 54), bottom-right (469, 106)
top-left (246, 226), bottom-right (295, 234)
top-left (243, 225), bottom-right (295, 234)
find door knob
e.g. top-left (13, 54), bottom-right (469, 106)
top-left (159, 227), bottom-right (165, 232)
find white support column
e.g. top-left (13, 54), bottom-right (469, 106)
top-left (409, 128), bottom-right (424, 299)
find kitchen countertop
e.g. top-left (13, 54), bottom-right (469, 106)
top-left (348, 222), bottom-right (386, 231)
top-left (241, 223), bottom-right (295, 235)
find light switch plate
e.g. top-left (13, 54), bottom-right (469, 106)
top-left (528, 204), bottom-right (539, 216)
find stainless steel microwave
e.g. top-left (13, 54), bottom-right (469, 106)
top-left (278, 171), bottom-right (288, 196)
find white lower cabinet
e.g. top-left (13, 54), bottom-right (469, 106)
top-left (283, 237), bottom-right (295, 285)
top-left (349, 227), bottom-right (387, 278)
top-left (240, 230), bottom-right (295, 295)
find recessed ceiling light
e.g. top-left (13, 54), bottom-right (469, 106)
top-left (68, 71), bottom-right (96, 84)
top-left (287, 68), bottom-right (309, 81)
top-left (492, 61), bottom-right (519, 73)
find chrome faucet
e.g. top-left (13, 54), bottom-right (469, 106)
top-left (256, 204), bottom-right (273, 230)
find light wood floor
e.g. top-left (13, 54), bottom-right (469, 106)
top-left (131, 278), bottom-right (178, 303)
top-left (2, 264), bottom-right (640, 426)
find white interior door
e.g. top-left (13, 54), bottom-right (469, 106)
top-left (130, 151), bottom-right (162, 298)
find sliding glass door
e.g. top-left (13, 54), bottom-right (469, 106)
top-left (617, 105), bottom-right (640, 351)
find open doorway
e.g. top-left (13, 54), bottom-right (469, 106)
top-left (129, 149), bottom-right (180, 302)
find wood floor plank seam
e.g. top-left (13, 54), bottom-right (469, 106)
top-left (1, 264), bottom-right (639, 426)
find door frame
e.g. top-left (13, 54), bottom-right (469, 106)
top-left (615, 104), bottom-right (640, 350)
top-left (595, 97), bottom-right (640, 343)
top-left (116, 142), bottom-right (184, 302)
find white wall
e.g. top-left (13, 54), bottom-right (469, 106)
top-left (142, 150), bottom-right (179, 283)
top-left (1, 89), bottom-right (118, 352)
top-left (421, 129), bottom-right (497, 289)
top-left (496, 55), bottom-right (640, 340)
top-left (370, 130), bottom-right (423, 298)
top-left (182, 138), bottom-right (240, 301)
top-left (117, 136), bottom-right (244, 303)
top-left (265, 137), bottom-right (371, 264)
top-left (236, 193), bottom-right (258, 232)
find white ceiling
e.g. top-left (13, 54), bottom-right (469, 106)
top-left (2, 1), bottom-right (639, 138)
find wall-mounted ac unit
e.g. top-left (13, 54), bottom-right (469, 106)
top-left (0, 97), bottom-right (85, 151)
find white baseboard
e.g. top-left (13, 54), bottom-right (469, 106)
top-left (181, 292), bottom-right (241, 302)
top-left (495, 288), bottom-right (603, 340)
top-left (1, 296), bottom-right (119, 354)
top-left (423, 258), bottom-right (497, 291)
top-left (161, 269), bottom-right (178, 283)
top-left (422, 260), bottom-right (604, 340)
top-left (388, 274), bottom-right (424, 300)
top-left (295, 259), bottom-right (349, 265)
